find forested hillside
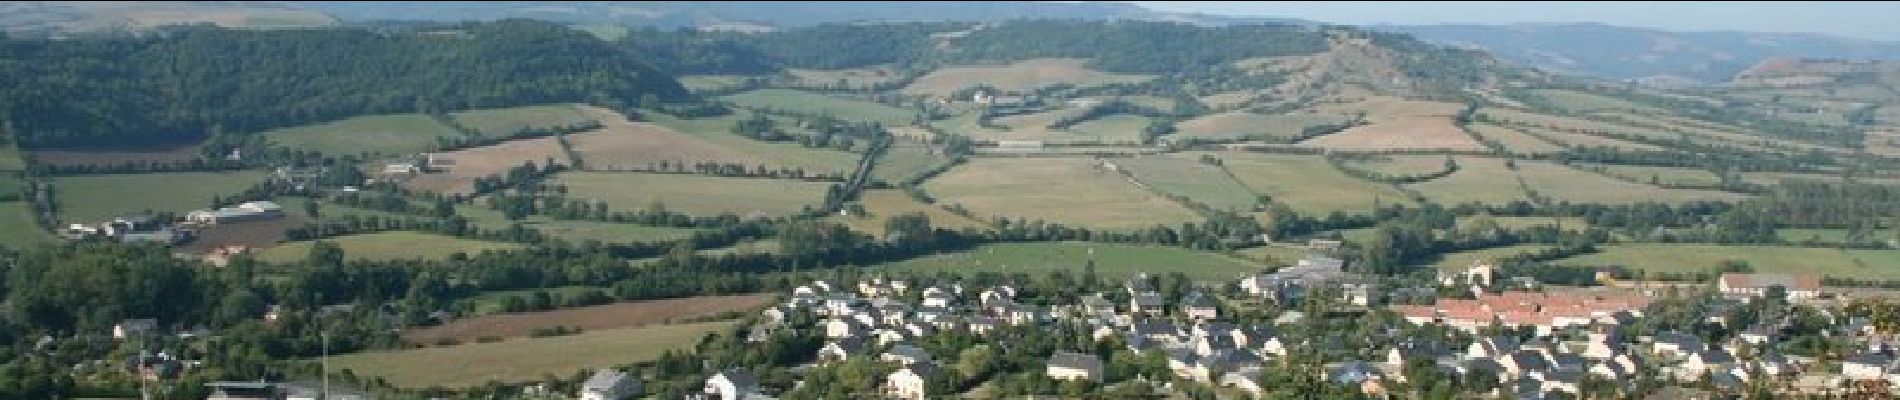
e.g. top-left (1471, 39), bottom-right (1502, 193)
top-left (0, 19), bottom-right (687, 148)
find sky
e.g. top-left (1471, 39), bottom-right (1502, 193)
top-left (1127, 1), bottom-right (1900, 41)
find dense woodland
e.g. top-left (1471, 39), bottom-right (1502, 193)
top-left (0, 19), bottom-right (687, 148)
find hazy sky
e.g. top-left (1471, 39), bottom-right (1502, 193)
top-left (1128, 1), bottom-right (1900, 41)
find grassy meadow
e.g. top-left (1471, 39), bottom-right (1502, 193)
top-left (54, 170), bottom-right (269, 223)
top-left (263, 114), bottom-right (463, 155)
top-left (552, 172), bottom-right (832, 218)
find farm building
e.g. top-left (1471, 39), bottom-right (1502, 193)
top-left (1718, 273), bottom-right (1823, 300)
top-left (186, 201), bottom-right (285, 225)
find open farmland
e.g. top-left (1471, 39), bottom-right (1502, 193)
top-left (638, 112), bottom-right (860, 176)
top-left (1114, 156), bottom-right (1261, 212)
top-left (562, 106), bottom-right (775, 172)
top-left (1525, 89), bottom-right (1665, 114)
top-left (1778, 228), bottom-right (1899, 244)
top-left (403, 136), bottom-right (571, 194)
top-left (553, 172), bottom-right (832, 217)
top-left (1171, 111), bottom-right (1355, 142)
top-left (27, 144), bottom-right (203, 168)
top-left (787, 66), bottom-right (903, 88)
top-left (871, 140), bottom-right (947, 184)
top-left (1510, 124), bottom-right (1663, 151)
top-left (1553, 245), bottom-right (1900, 281)
top-left (1464, 124), bottom-right (1565, 155)
top-left (1336, 155), bottom-right (1454, 177)
top-left (448, 104), bottom-right (595, 137)
top-left (1581, 164), bottom-right (1723, 186)
top-left (456, 206), bottom-right (704, 244)
top-left (0, 202), bottom-right (54, 249)
top-left (1403, 157), bottom-right (1532, 206)
top-left (877, 241), bottom-right (1262, 281)
top-left (405, 293), bottom-right (774, 343)
top-left (53, 170), bottom-right (268, 223)
top-left (830, 189), bottom-right (989, 237)
top-left (329, 320), bottom-right (738, 389)
top-left (718, 89), bottom-right (914, 125)
top-left (257, 231), bottom-right (524, 264)
top-left (1300, 116), bottom-right (1486, 151)
top-left (902, 58), bottom-right (1152, 97)
top-left (941, 110), bottom-right (1150, 145)
top-left (263, 114), bottom-right (463, 156)
top-left (1186, 152), bottom-right (1413, 215)
top-left (923, 157), bottom-right (1199, 230)
top-left (1456, 215), bottom-right (1589, 231)
top-left (1514, 162), bottom-right (1746, 204)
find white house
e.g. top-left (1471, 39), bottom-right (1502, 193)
top-left (702, 369), bottom-right (761, 400)
top-left (884, 362), bottom-right (937, 400)
top-left (114, 319), bottom-right (158, 340)
top-left (578, 369), bottom-right (640, 400)
top-left (1046, 352), bottom-right (1104, 381)
top-left (1718, 273), bottom-right (1822, 300)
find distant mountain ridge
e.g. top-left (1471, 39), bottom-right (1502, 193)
top-left (1381, 22), bottom-right (1900, 85)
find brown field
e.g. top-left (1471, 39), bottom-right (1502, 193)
top-left (404, 293), bottom-right (774, 343)
top-left (1465, 124), bottom-right (1565, 155)
top-left (902, 58), bottom-right (1153, 97)
top-left (403, 137), bottom-right (571, 194)
top-left (1300, 116), bottom-right (1486, 151)
top-left (923, 157), bottom-right (1200, 230)
top-left (29, 145), bottom-right (201, 167)
top-left (176, 216), bottom-right (310, 254)
top-left (563, 106), bottom-right (764, 171)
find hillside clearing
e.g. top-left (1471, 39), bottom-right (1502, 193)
top-left (1514, 162), bottom-right (1746, 204)
top-left (1171, 111), bottom-right (1354, 142)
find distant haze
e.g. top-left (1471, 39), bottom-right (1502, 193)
top-left (1128, 1), bottom-right (1900, 42)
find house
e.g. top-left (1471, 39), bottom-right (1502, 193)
top-left (818, 338), bottom-right (867, 362)
top-left (114, 319), bottom-right (158, 339)
top-left (1844, 353), bottom-right (1891, 380)
top-left (823, 318), bottom-right (862, 339)
top-left (884, 362), bottom-right (938, 400)
top-left (1651, 331), bottom-right (1704, 358)
top-left (1181, 292), bottom-right (1219, 320)
top-left (1220, 367), bottom-right (1267, 398)
top-left (1131, 292), bottom-right (1166, 316)
top-left (881, 344), bottom-right (931, 365)
top-left (703, 369), bottom-right (761, 400)
top-left (186, 201), bottom-right (286, 225)
top-left (1718, 273), bottom-right (1823, 300)
top-left (205, 382), bottom-right (281, 400)
top-left (579, 369), bottom-right (641, 400)
top-left (1046, 352), bottom-right (1104, 381)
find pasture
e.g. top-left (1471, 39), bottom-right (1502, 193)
top-left (636, 112), bottom-right (861, 176)
top-left (1456, 215), bottom-right (1590, 231)
top-left (0, 201), bottom-right (54, 249)
top-left (902, 58), bottom-right (1152, 97)
top-left (1171, 111), bottom-right (1355, 142)
top-left (1335, 155), bottom-right (1454, 177)
top-left (938, 110), bottom-right (1151, 145)
top-left (718, 89), bottom-right (914, 125)
top-left (1403, 157), bottom-right (1532, 206)
top-left (1777, 228), bottom-right (1899, 244)
top-left (830, 189), bottom-right (990, 237)
top-left (403, 136), bottom-right (571, 194)
top-left (328, 320), bottom-right (737, 389)
top-left (1552, 244), bottom-right (1900, 281)
top-left (1464, 124), bottom-right (1565, 155)
top-left (0, 143), bottom-right (22, 171)
top-left (875, 241), bottom-right (1263, 281)
top-left (871, 139), bottom-right (948, 184)
top-left (923, 157), bottom-right (1200, 230)
top-left (1423, 244), bottom-right (1557, 271)
top-left (263, 114), bottom-right (463, 156)
top-left (408, 293), bottom-right (774, 342)
top-left (563, 106), bottom-right (772, 172)
top-left (1514, 162), bottom-right (1746, 204)
top-left (448, 104), bottom-right (595, 137)
top-left (1581, 164), bottom-right (1722, 186)
top-left (1184, 152), bottom-right (1414, 215)
top-left (552, 172), bottom-right (832, 218)
top-left (1300, 116), bottom-right (1486, 151)
top-left (1113, 156), bottom-right (1261, 212)
top-left (53, 170), bottom-right (269, 223)
top-left (456, 206), bottom-right (704, 244)
top-left (257, 231), bottom-right (525, 264)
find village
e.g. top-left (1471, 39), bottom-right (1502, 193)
top-left (513, 253), bottom-right (1900, 400)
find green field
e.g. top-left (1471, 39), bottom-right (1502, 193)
top-left (871, 140), bottom-right (947, 184)
top-left (553, 172), bottom-right (832, 218)
top-left (1336, 155), bottom-right (1454, 177)
top-left (0, 201), bottom-right (54, 249)
top-left (1582, 164), bottom-right (1723, 186)
top-left (876, 242), bottom-right (1263, 281)
top-left (1422, 244), bottom-right (1557, 271)
top-left (263, 114), bottom-right (463, 155)
top-left (1171, 112), bottom-right (1356, 142)
top-left (923, 157), bottom-right (1201, 230)
top-left (1778, 228), bottom-right (1900, 244)
top-left (828, 189), bottom-right (990, 238)
top-left (54, 171), bottom-right (270, 223)
top-left (258, 231), bottom-right (525, 264)
top-left (1404, 157), bottom-right (1530, 206)
top-left (328, 320), bottom-right (736, 389)
top-left (1186, 151), bottom-right (1414, 215)
top-left (1465, 124), bottom-right (1565, 155)
top-left (1232, 245), bottom-right (1310, 267)
top-left (455, 205), bottom-right (704, 244)
top-left (719, 89), bottom-right (914, 125)
top-left (1114, 156), bottom-right (1261, 212)
top-left (1515, 162), bottom-right (1745, 204)
top-left (0, 143), bottom-right (24, 171)
top-left (449, 104), bottom-right (595, 137)
top-left (1553, 244), bottom-right (1900, 280)
top-left (461, 285), bottom-right (613, 315)
top-left (1456, 215), bottom-right (1589, 231)
top-left (1526, 89), bottom-right (1665, 114)
top-left (937, 110), bottom-right (1151, 145)
top-left (640, 113), bottom-right (862, 175)
top-left (678, 75), bottom-right (755, 92)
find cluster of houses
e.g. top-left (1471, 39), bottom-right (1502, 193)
top-left (670, 253), bottom-right (1900, 399)
top-left (58, 200), bottom-right (284, 247)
